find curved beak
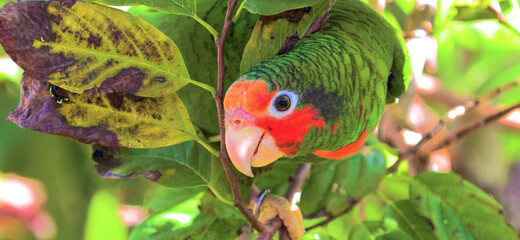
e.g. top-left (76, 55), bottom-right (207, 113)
top-left (225, 116), bottom-right (284, 177)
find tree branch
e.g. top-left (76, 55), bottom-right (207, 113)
top-left (214, 0), bottom-right (265, 233)
top-left (388, 78), bottom-right (520, 172)
top-left (284, 163), bottom-right (311, 201)
top-left (305, 197), bottom-right (358, 231)
top-left (427, 102), bottom-right (520, 154)
top-left (257, 218), bottom-right (285, 240)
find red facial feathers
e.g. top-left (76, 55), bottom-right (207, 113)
top-left (224, 80), bottom-right (325, 155)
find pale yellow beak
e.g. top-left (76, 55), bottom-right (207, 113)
top-left (225, 123), bottom-right (284, 177)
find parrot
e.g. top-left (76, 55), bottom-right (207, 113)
top-left (224, 0), bottom-right (411, 178)
top-left (224, 0), bottom-right (410, 238)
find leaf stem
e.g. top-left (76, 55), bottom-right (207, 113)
top-left (189, 79), bottom-right (216, 96)
top-left (232, 0), bottom-right (247, 23)
top-left (194, 137), bottom-right (220, 157)
top-left (284, 163), bottom-right (311, 200)
top-left (214, 0), bottom-right (266, 233)
top-left (192, 15), bottom-right (219, 40)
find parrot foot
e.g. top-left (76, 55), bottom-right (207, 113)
top-left (258, 194), bottom-right (305, 240)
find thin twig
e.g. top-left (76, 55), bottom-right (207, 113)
top-left (489, 0), bottom-right (520, 37)
top-left (305, 208), bottom-right (332, 219)
top-left (427, 102), bottom-right (520, 153)
top-left (305, 197), bottom-right (358, 231)
top-left (214, 0), bottom-right (265, 233)
top-left (284, 163), bottom-right (311, 201)
top-left (388, 78), bottom-right (520, 172)
top-left (258, 218), bottom-right (284, 240)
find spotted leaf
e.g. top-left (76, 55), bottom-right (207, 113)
top-left (8, 74), bottom-right (196, 148)
top-left (0, 1), bottom-right (190, 97)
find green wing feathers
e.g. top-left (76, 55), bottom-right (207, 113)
top-left (240, 0), bottom-right (411, 155)
top-left (388, 30), bottom-right (412, 104)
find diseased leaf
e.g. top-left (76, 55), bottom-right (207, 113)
top-left (0, 1), bottom-right (190, 97)
top-left (87, 0), bottom-right (197, 16)
top-left (240, 0), bottom-right (331, 73)
top-left (410, 172), bottom-right (519, 240)
top-left (130, 1), bottom-right (259, 135)
top-left (299, 138), bottom-right (388, 216)
top-left (243, 0), bottom-right (323, 15)
top-left (8, 74), bottom-right (196, 148)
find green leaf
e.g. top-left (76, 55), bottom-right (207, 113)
top-left (208, 156), bottom-right (236, 205)
top-left (299, 138), bottom-right (388, 216)
top-left (144, 186), bottom-right (207, 213)
top-left (436, 20), bottom-right (520, 104)
top-left (349, 220), bottom-right (417, 240)
top-left (200, 219), bottom-right (245, 239)
top-left (348, 221), bottom-right (386, 239)
top-left (382, 200), bottom-right (436, 240)
top-left (0, 1), bottom-right (190, 97)
top-left (304, 227), bottom-right (334, 240)
top-left (392, 0), bottom-right (416, 16)
top-left (378, 174), bottom-right (412, 201)
top-left (410, 172), bottom-right (519, 240)
top-left (84, 190), bottom-right (127, 240)
top-left (87, 0), bottom-right (197, 16)
top-left (199, 191), bottom-right (244, 220)
top-left (92, 140), bottom-right (235, 205)
top-left (130, 2), bottom-right (258, 135)
top-left (243, 0), bottom-right (323, 15)
top-left (240, 0), bottom-right (330, 73)
top-left (0, 1), bottom-right (13, 57)
top-left (88, 0), bottom-right (219, 39)
top-left (131, 190), bottom-right (248, 240)
top-left (254, 161), bottom-right (298, 195)
top-left (105, 141), bottom-right (212, 187)
top-left (130, 191), bottom-right (210, 240)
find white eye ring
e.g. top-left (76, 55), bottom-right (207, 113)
top-left (268, 90), bottom-right (299, 119)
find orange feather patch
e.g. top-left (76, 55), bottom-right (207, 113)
top-left (313, 128), bottom-right (369, 159)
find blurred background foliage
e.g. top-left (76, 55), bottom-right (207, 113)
top-left (0, 0), bottom-right (519, 239)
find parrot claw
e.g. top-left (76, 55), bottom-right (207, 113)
top-left (258, 194), bottom-right (305, 240)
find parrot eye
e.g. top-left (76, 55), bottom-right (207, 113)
top-left (275, 95), bottom-right (291, 111)
top-left (268, 91), bottom-right (299, 118)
